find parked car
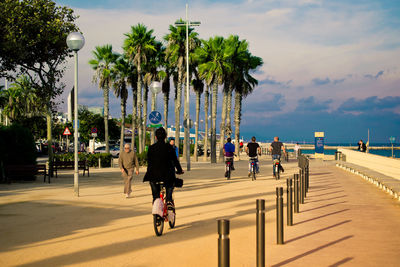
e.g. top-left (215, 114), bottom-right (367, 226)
top-left (94, 146), bottom-right (120, 158)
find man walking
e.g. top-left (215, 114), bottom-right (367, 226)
top-left (119, 143), bottom-right (139, 198)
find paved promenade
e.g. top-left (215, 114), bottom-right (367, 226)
top-left (1, 156), bottom-right (399, 266)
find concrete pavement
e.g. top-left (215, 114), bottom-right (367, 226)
top-left (0, 156), bottom-right (399, 266)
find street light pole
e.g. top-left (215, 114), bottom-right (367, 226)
top-left (175, 4), bottom-right (200, 171)
top-left (67, 32), bottom-right (85, 197)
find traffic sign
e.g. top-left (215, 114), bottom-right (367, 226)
top-left (389, 136), bottom-right (395, 143)
top-left (91, 127), bottom-right (97, 134)
top-left (63, 127), bottom-right (72, 136)
top-left (147, 123), bottom-right (163, 128)
top-left (149, 111), bottom-right (162, 124)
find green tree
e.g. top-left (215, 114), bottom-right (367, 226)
top-left (196, 36), bottom-right (232, 163)
top-left (0, 0), bottom-right (78, 175)
top-left (164, 20), bottom-right (200, 154)
top-left (112, 55), bottom-right (130, 153)
top-left (192, 73), bottom-right (204, 162)
top-left (233, 52), bottom-right (263, 159)
top-left (89, 44), bottom-right (118, 153)
top-left (123, 23), bottom-right (157, 153)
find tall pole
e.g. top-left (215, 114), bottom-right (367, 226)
top-left (185, 3), bottom-right (191, 171)
top-left (74, 51), bottom-right (79, 197)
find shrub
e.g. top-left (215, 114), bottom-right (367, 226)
top-left (54, 152), bottom-right (112, 167)
top-left (137, 151), bottom-right (148, 166)
top-left (0, 124), bottom-right (37, 181)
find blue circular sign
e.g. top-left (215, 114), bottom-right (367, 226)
top-left (149, 111), bottom-right (162, 124)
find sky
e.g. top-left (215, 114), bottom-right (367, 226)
top-left (43, 0), bottom-right (400, 142)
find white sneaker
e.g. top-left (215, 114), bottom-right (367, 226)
top-left (125, 193), bottom-right (130, 198)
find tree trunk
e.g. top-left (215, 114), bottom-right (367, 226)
top-left (194, 90), bottom-right (201, 162)
top-left (137, 62), bottom-right (143, 153)
top-left (142, 85), bottom-right (149, 150)
top-left (175, 70), bottom-right (183, 157)
top-left (183, 79), bottom-right (188, 161)
top-left (103, 87), bottom-right (110, 153)
top-left (226, 88), bottom-right (233, 138)
top-left (120, 97), bottom-right (126, 154)
top-left (218, 89), bottom-right (228, 163)
top-left (46, 109), bottom-right (53, 177)
top-left (211, 81), bottom-right (218, 163)
top-left (203, 87), bottom-right (209, 162)
top-left (131, 89), bottom-right (137, 151)
top-left (234, 91), bottom-right (242, 160)
top-left (163, 93), bottom-right (169, 130)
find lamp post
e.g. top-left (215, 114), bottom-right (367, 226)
top-left (150, 81), bottom-right (162, 144)
top-left (66, 32), bottom-right (85, 197)
top-left (175, 4), bottom-right (200, 171)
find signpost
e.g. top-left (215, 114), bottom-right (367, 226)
top-left (63, 127), bottom-right (72, 136)
top-left (314, 132), bottom-right (325, 159)
top-left (149, 111), bottom-right (162, 125)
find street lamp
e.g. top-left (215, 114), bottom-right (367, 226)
top-left (175, 4), bottom-right (200, 171)
top-left (150, 81), bottom-right (162, 143)
top-left (67, 32), bottom-right (85, 197)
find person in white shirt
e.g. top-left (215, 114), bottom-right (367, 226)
top-left (294, 143), bottom-right (301, 159)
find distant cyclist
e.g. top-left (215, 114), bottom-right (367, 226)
top-left (223, 138), bottom-right (236, 175)
top-left (269, 136), bottom-right (287, 177)
top-left (246, 136), bottom-right (261, 177)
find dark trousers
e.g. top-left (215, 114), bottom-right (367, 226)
top-left (150, 181), bottom-right (174, 203)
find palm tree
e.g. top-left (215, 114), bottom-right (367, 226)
top-left (192, 75), bottom-right (204, 162)
top-left (218, 35), bottom-right (248, 162)
top-left (89, 44), bottom-right (118, 153)
top-left (111, 55), bottom-right (130, 153)
top-left (196, 36), bottom-right (232, 163)
top-left (164, 20), bottom-right (199, 155)
top-left (233, 52), bottom-right (263, 159)
top-left (124, 23), bottom-right (157, 153)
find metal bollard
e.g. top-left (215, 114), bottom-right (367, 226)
top-left (294, 174), bottom-right (299, 213)
top-left (299, 170), bottom-right (304, 204)
top-left (302, 167), bottom-right (307, 199)
top-left (287, 179), bottom-right (293, 226)
top-left (306, 165), bottom-right (309, 193)
top-left (276, 187), bottom-right (284, 244)
top-left (256, 199), bottom-right (265, 267)
top-left (218, 219), bottom-right (230, 267)
top-left (98, 157), bottom-right (101, 168)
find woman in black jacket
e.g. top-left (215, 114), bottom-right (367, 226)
top-left (143, 127), bottom-right (183, 207)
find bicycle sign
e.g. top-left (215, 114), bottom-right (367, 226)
top-left (149, 111), bottom-right (162, 124)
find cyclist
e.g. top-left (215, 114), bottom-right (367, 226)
top-left (144, 127), bottom-right (184, 210)
top-left (246, 136), bottom-right (261, 177)
top-left (269, 136), bottom-right (287, 177)
top-left (223, 137), bottom-right (235, 177)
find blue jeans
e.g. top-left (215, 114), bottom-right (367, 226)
top-left (272, 154), bottom-right (281, 176)
top-left (248, 157), bottom-right (259, 172)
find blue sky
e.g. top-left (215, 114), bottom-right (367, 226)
top-left (50, 0), bottom-right (400, 143)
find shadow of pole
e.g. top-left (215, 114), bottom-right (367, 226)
top-left (271, 235), bottom-right (354, 267)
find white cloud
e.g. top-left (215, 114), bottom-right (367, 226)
top-left (57, 1), bottom-right (400, 120)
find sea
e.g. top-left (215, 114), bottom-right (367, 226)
top-left (286, 143), bottom-right (400, 158)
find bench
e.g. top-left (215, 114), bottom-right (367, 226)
top-left (5, 164), bottom-right (49, 183)
top-left (336, 161), bottom-right (400, 201)
top-left (52, 160), bottom-right (89, 178)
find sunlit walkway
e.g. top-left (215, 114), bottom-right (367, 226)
top-left (1, 156), bottom-right (399, 266)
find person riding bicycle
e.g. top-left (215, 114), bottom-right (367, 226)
top-left (223, 138), bottom-right (235, 177)
top-left (269, 136), bottom-right (287, 177)
top-left (144, 127), bottom-right (184, 210)
top-left (246, 136), bottom-right (261, 177)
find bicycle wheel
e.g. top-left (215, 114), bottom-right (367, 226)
top-left (168, 210), bottom-right (176, 228)
top-left (153, 214), bottom-right (164, 236)
top-left (276, 165), bottom-right (280, 180)
top-left (227, 165), bottom-right (231, 179)
top-left (252, 165), bottom-right (256, 180)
